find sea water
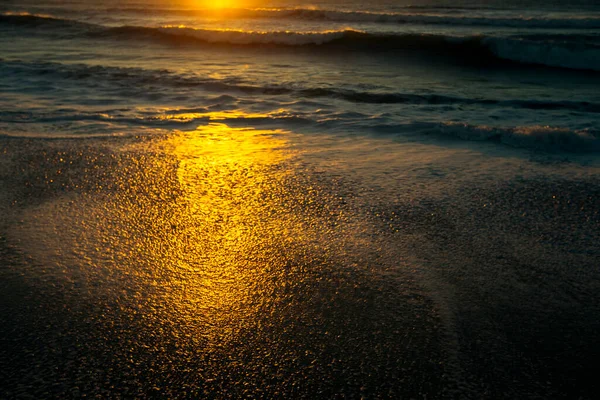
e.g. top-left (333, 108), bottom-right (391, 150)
top-left (1, 0), bottom-right (600, 145)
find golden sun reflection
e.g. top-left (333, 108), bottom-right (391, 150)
top-left (190, 0), bottom-right (257, 10)
top-left (5, 111), bottom-right (439, 395)
top-left (11, 113), bottom-right (374, 391)
top-left (124, 121), bottom-right (298, 346)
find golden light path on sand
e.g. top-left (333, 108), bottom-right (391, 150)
top-left (4, 114), bottom-right (442, 396)
top-left (151, 122), bottom-right (297, 339)
top-left (111, 120), bottom-right (307, 347)
top-left (10, 116), bottom-right (305, 337)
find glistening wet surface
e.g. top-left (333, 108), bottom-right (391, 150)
top-left (0, 127), bottom-right (444, 398)
top-left (2, 122), bottom-right (600, 398)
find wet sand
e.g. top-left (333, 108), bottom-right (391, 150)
top-left (1, 131), bottom-right (599, 398)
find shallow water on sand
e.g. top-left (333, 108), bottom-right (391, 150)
top-left (1, 125), bottom-right (599, 398)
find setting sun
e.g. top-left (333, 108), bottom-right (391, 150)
top-left (192, 0), bottom-right (255, 9)
top-left (202, 0), bottom-right (236, 8)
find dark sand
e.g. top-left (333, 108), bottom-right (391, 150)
top-left (1, 135), bottom-right (599, 398)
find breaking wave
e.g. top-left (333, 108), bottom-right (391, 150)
top-left (374, 121), bottom-right (600, 153)
top-left (101, 7), bottom-right (600, 29)
top-left (437, 122), bottom-right (600, 153)
top-left (3, 106), bottom-right (598, 153)
top-left (3, 59), bottom-right (600, 111)
top-left (2, 13), bottom-right (600, 71)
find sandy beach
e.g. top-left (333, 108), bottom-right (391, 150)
top-left (2, 129), bottom-right (599, 398)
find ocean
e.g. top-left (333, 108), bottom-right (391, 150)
top-left (1, 0), bottom-right (599, 398)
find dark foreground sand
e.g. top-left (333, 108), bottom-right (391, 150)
top-left (1, 134), bottom-right (599, 398)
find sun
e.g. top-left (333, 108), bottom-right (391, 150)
top-left (204, 0), bottom-right (236, 8)
top-left (193, 0), bottom-right (253, 9)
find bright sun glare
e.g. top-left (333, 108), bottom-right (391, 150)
top-left (195, 0), bottom-right (252, 9)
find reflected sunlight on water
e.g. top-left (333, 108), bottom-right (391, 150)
top-left (4, 117), bottom-right (443, 396)
top-left (154, 122), bottom-right (295, 343)
top-left (85, 120), bottom-right (309, 352)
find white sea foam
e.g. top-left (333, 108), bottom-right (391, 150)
top-left (484, 37), bottom-right (600, 71)
top-left (440, 122), bottom-right (600, 153)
